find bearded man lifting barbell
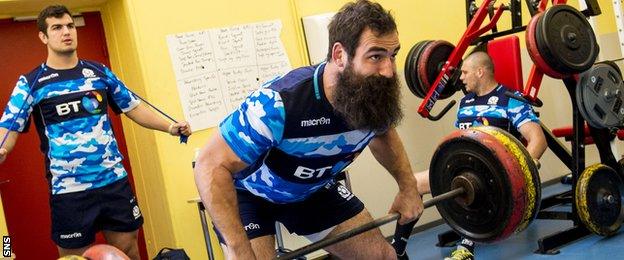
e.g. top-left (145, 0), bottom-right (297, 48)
top-left (193, 1), bottom-right (424, 259)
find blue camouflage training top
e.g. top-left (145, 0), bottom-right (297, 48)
top-left (0, 60), bottom-right (140, 195)
top-left (456, 84), bottom-right (539, 138)
top-left (220, 63), bottom-right (376, 203)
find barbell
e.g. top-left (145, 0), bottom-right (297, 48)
top-left (276, 126), bottom-right (541, 259)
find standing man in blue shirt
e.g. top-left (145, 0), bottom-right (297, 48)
top-left (0, 5), bottom-right (191, 259)
top-left (194, 0), bottom-right (424, 259)
top-left (414, 51), bottom-right (547, 260)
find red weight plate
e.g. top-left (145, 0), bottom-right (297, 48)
top-left (526, 12), bottom-right (565, 79)
top-left (473, 126), bottom-right (541, 234)
top-left (430, 127), bottom-right (528, 243)
top-left (417, 40), bottom-right (458, 99)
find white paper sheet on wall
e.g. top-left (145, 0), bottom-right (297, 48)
top-left (166, 20), bottom-right (291, 131)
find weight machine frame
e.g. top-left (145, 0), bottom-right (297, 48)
top-left (419, 0), bottom-right (613, 254)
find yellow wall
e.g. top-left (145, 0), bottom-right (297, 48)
top-left (593, 0), bottom-right (618, 33)
top-left (0, 0), bottom-right (610, 259)
top-left (99, 0), bottom-right (181, 254)
top-left (98, 0), bottom-right (308, 258)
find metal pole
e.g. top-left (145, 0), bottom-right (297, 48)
top-left (193, 151), bottom-right (215, 260)
top-left (343, 171), bottom-right (353, 191)
top-left (198, 202), bottom-right (216, 260)
top-left (275, 188), bottom-right (465, 260)
top-left (275, 222), bottom-right (286, 251)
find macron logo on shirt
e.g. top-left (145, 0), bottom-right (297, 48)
top-left (38, 73), bottom-right (59, 83)
top-left (301, 117), bottom-right (331, 127)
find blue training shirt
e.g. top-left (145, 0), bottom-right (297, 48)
top-left (220, 63), bottom-right (376, 203)
top-left (456, 84), bottom-right (539, 138)
top-left (0, 60), bottom-right (140, 194)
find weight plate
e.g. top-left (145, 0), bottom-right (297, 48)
top-left (430, 127), bottom-right (530, 243)
top-left (576, 164), bottom-right (624, 236)
top-left (537, 4), bottom-right (599, 74)
top-left (576, 63), bottom-right (624, 128)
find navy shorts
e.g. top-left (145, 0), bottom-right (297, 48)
top-left (214, 181), bottom-right (364, 243)
top-left (50, 177), bottom-right (144, 249)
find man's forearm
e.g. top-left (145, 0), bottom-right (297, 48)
top-left (369, 129), bottom-right (417, 190)
top-left (125, 104), bottom-right (170, 132)
top-left (527, 142), bottom-right (546, 160)
top-left (0, 128), bottom-right (19, 152)
top-left (195, 165), bottom-right (251, 250)
top-left (386, 155), bottom-right (417, 190)
top-left (520, 122), bottom-right (547, 160)
top-left (388, 162), bottom-right (418, 190)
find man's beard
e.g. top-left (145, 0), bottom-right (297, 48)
top-left (332, 64), bottom-right (403, 132)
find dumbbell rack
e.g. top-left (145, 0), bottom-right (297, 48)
top-left (423, 0), bottom-right (618, 255)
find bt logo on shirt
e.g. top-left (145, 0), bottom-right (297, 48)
top-left (293, 165), bottom-right (332, 179)
top-left (55, 100), bottom-right (81, 116)
top-left (55, 91), bottom-right (103, 116)
top-left (458, 122), bottom-right (472, 129)
top-left (458, 118), bottom-right (489, 129)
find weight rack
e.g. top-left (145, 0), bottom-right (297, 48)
top-left (421, 0), bottom-right (617, 254)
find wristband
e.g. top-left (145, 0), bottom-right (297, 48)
top-left (168, 123), bottom-right (175, 135)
